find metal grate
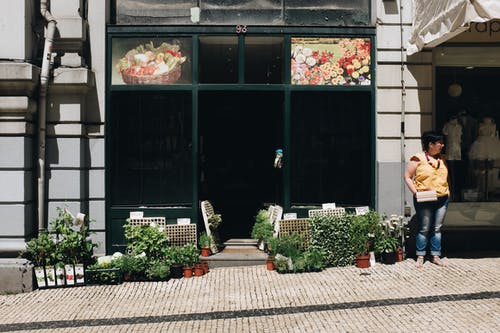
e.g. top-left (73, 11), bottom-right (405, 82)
top-left (127, 217), bottom-right (166, 227)
top-left (278, 218), bottom-right (310, 250)
top-left (308, 208), bottom-right (346, 218)
top-left (165, 224), bottom-right (197, 247)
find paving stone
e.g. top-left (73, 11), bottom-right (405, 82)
top-left (0, 258), bottom-right (499, 332)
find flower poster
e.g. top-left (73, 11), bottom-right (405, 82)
top-left (112, 38), bottom-right (191, 85)
top-left (291, 37), bottom-right (371, 86)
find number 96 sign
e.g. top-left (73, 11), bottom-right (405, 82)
top-left (235, 25), bottom-right (247, 34)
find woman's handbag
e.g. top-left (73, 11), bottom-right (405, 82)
top-left (416, 190), bottom-right (438, 202)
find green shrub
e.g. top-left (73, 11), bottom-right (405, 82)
top-left (114, 255), bottom-right (147, 279)
top-left (251, 221), bottom-right (273, 242)
top-left (309, 214), bottom-right (354, 267)
top-left (146, 260), bottom-right (170, 280)
top-left (124, 224), bottom-right (170, 260)
top-left (350, 211), bottom-right (381, 256)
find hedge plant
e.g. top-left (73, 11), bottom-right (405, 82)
top-left (309, 214), bottom-right (354, 267)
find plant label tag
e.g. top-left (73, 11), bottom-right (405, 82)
top-left (177, 218), bottom-right (191, 225)
top-left (65, 264), bottom-right (75, 285)
top-left (355, 206), bottom-right (370, 215)
top-left (322, 203), bottom-right (336, 209)
top-left (45, 266), bottom-right (56, 287)
top-left (130, 211), bottom-right (144, 219)
top-left (34, 267), bottom-right (46, 288)
top-left (56, 266), bottom-right (66, 286)
top-left (283, 213), bottom-right (297, 220)
top-left (75, 264), bottom-right (85, 284)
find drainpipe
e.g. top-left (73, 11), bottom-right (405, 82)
top-left (37, 0), bottom-right (57, 231)
top-left (400, 0), bottom-right (406, 217)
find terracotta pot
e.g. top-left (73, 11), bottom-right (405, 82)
top-left (396, 248), bottom-right (404, 262)
top-left (201, 247), bottom-right (211, 257)
top-left (194, 264), bottom-right (204, 277)
top-left (266, 256), bottom-right (275, 271)
top-left (202, 261), bottom-right (209, 274)
top-left (355, 254), bottom-right (370, 268)
top-left (183, 266), bottom-right (193, 278)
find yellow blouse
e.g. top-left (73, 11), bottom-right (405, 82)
top-left (411, 152), bottom-right (449, 197)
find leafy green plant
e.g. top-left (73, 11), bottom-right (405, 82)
top-left (266, 237), bottom-right (279, 257)
top-left (146, 260), bottom-right (170, 280)
top-left (165, 246), bottom-right (183, 265)
top-left (303, 247), bottom-right (327, 272)
top-left (179, 243), bottom-right (200, 267)
top-left (20, 232), bottom-right (56, 266)
top-left (309, 214), bottom-right (354, 267)
top-left (124, 224), bottom-right (170, 260)
top-left (114, 255), bottom-right (147, 279)
top-left (350, 211), bottom-right (381, 256)
top-left (251, 220), bottom-right (273, 242)
top-left (274, 257), bottom-right (289, 274)
top-left (86, 262), bottom-right (122, 285)
top-left (274, 233), bottom-right (304, 259)
top-left (199, 232), bottom-right (213, 248)
top-left (208, 214), bottom-right (222, 229)
top-left (374, 234), bottom-right (399, 254)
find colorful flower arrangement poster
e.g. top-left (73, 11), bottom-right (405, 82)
top-left (291, 37), bottom-right (371, 86)
top-left (112, 38), bottom-right (192, 85)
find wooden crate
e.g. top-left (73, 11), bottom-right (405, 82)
top-left (165, 224), bottom-right (197, 247)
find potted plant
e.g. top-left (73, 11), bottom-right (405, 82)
top-left (180, 243), bottom-right (199, 278)
top-left (199, 232), bottom-right (212, 257)
top-left (375, 215), bottom-right (402, 265)
top-left (350, 211), bottom-right (380, 268)
top-left (251, 210), bottom-right (273, 250)
top-left (86, 261), bottom-right (123, 285)
top-left (166, 246), bottom-right (184, 279)
top-left (115, 255), bottom-right (147, 281)
top-left (265, 237), bottom-right (279, 270)
top-left (20, 231), bottom-right (55, 289)
top-left (145, 259), bottom-right (170, 281)
top-left (303, 247), bottom-right (327, 272)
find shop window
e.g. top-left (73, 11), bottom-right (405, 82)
top-left (291, 91), bottom-right (371, 205)
top-left (291, 37), bottom-right (371, 86)
top-left (436, 67), bottom-right (500, 202)
top-left (244, 37), bottom-right (284, 84)
top-left (199, 36), bottom-right (238, 83)
top-left (111, 37), bottom-right (192, 85)
top-left (110, 92), bottom-right (192, 206)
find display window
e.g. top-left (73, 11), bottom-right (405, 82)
top-left (436, 67), bottom-right (500, 202)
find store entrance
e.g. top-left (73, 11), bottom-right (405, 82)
top-left (199, 91), bottom-right (283, 241)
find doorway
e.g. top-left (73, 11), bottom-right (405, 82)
top-left (199, 91), bottom-right (283, 240)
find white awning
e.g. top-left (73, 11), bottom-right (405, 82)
top-left (407, 0), bottom-right (500, 55)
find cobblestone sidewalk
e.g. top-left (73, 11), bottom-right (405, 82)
top-left (0, 258), bottom-right (499, 332)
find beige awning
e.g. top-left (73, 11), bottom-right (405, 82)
top-left (407, 0), bottom-right (500, 55)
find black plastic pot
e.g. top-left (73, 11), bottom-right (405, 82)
top-left (382, 251), bottom-right (396, 265)
top-left (170, 264), bottom-right (184, 279)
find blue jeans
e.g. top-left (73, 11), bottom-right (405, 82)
top-left (413, 195), bottom-right (449, 257)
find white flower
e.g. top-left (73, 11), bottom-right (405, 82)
top-left (295, 54), bottom-right (306, 64)
top-left (97, 256), bottom-right (113, 265)
top-left (302, 48), bottom-right (313, 57)
top-left (305, 56), bottom-right (317, 66)
top-left (112, 252), bottom-right (123, 259)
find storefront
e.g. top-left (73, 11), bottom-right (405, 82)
top-left (106, 2), bottom-right (375, 253)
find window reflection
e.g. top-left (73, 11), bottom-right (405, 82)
top-left (245, 37), bottom-right (283, 84)
top-left (199, 36), bottom-right (238, 83)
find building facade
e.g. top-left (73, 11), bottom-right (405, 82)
top-left (1, 0), bottom-right (498, 257)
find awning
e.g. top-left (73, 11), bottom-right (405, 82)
top-left (407, 0), bottom-right (500, 55)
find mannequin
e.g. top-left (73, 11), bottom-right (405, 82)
top-left (468, 117), bottom-right (500, 160)
top-left (442, 117), bottom-right (462, 160)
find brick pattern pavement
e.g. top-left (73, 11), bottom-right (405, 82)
top-left (0, 258), bottom-right (499, 332)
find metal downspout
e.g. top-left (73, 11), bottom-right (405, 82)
top-left (400, 0), bottom-right (407, 216)
top-left (38, 0), bottom-right (57, 231)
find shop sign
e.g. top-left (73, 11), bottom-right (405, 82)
top-left (448, 20), bottom-right (500, 43)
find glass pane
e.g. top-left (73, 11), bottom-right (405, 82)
top-left (291, 91), bottom-right (371, 205)
top-left (285, 0), bottom-right (370, 26)
top-left (199, 36), bottom-right (238, 83)
top-left (436, 66), bottom-right (500, 202)
top-left (245, 37), bottom-right (284, 84)
top-left (112, 37), bottom-right (192, 85)
top-left (115, 0), bottom-right (198, 25)
top-left (200, 0), bottom-right (283, 25)
top-left (291, 37), bottom-right (371, 86)
top-left (111, 92), bottom-right (192, 206)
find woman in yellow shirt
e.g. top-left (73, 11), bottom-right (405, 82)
top-left (404, 131), bottom-right (449, 268)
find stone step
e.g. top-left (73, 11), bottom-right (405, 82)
top-left (223, 238), bottom-right (258, 247)
top-left (201, 251), bottom-right (267, 268)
